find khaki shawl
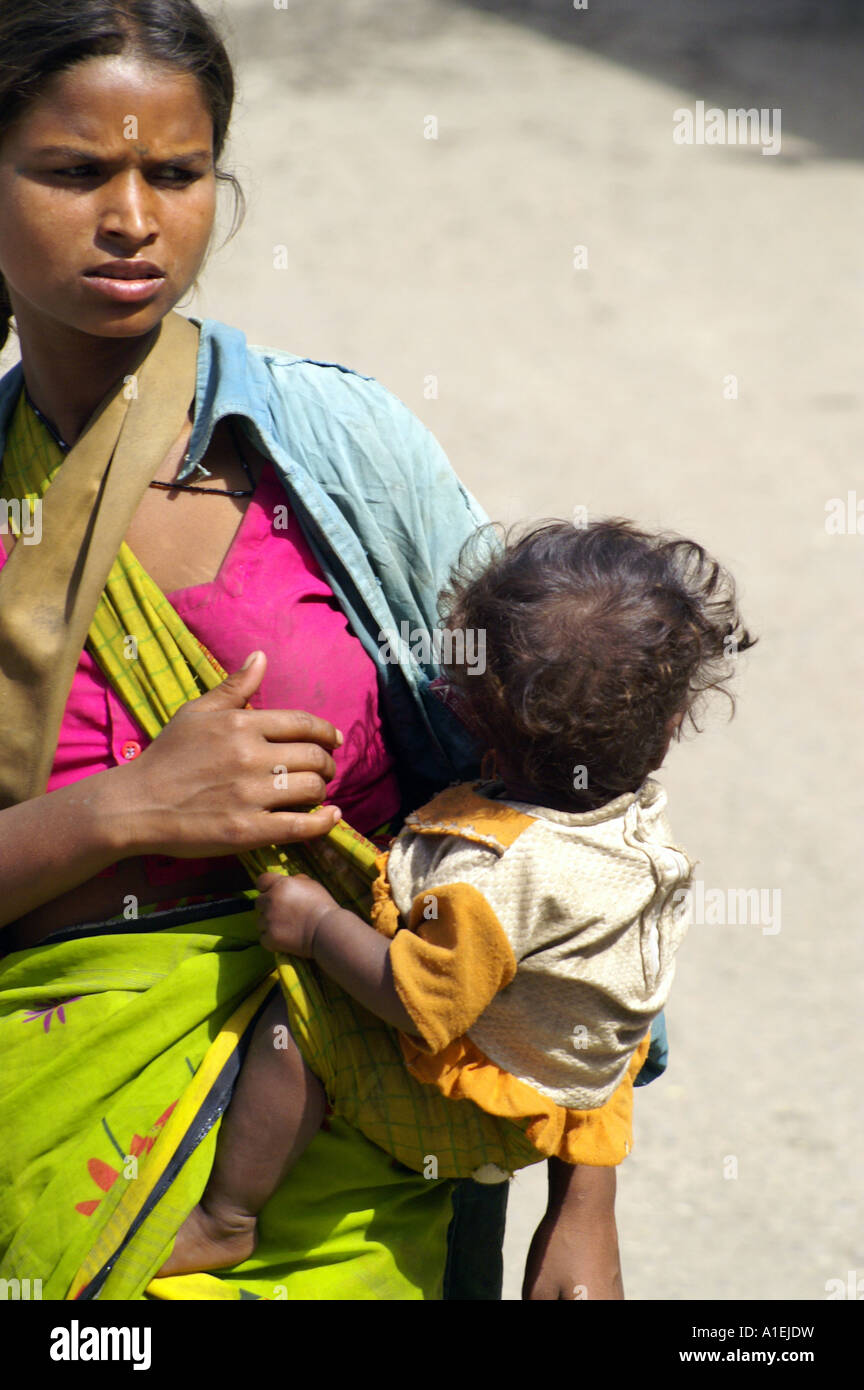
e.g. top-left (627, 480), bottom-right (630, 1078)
top-left (0, 310), bottom-right (199, 810)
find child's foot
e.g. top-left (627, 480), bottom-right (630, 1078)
top-left (157, 1201), bottom-right (258, 1277)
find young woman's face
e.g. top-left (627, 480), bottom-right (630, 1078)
top-left (0, 55), bottom-right (217, 342)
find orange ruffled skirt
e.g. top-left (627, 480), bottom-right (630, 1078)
top-left (397, 1029), bottom-right (652, 1168)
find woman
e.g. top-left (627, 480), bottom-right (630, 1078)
top-left (0, 0), bottom-right (666, 1300)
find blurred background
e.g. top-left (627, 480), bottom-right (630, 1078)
top-left (5, 0), bottom-right (862, 1300)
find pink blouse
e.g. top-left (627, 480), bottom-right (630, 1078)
top-left (0, 461), bottom-right (401, 885)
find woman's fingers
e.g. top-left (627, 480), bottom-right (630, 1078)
top-left (236, 707), bottom-right (344, 751)
top-left (125, 695), bottom-right (346, 858)
top-left (257, 805), bottom-right (342, 845)
top-left (206, 710), bottom-right (343, 792)
top-left (263, 740), bottom-right (338, 792)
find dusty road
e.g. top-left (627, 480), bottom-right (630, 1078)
top-left (4, 0), bottom-right (861, 1300)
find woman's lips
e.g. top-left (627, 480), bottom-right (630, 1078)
top-left (82, 272), bottom-right (166, 303)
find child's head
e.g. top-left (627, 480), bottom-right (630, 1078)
top-left (438, 518), bottom-right (755, 810)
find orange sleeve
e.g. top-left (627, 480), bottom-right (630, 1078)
top-left (387, 880), bottom-right (517, 1055)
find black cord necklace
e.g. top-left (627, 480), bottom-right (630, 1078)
top-left (24, 386), bottom-right (256, 498)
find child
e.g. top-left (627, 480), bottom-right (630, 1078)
top-left (161, 517), bottom-right (754, 1277)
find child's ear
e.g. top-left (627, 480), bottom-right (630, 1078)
top-left (668, 711), bottom-right (685, 739)
top-left (480, 748), bottom-right (499, 781)
top-left (653, 713), bottom-right (686, 771)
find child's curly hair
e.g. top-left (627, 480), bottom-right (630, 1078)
top-left (437, 518), bottom-right (756, 810)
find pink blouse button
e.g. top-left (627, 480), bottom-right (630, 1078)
top-left (120, 740), bottom-right (142, 761)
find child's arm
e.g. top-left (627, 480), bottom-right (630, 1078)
top-left (523, 1160), bottom-right (624, 1301)
top-left (260, 874), bottom-right (627, 1300)
top-left (255, 872), bottom-right (418, 1035)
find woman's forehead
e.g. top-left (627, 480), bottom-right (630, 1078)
top-left (12, 55), bottom-right (213, 147)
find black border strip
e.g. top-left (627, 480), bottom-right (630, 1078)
top-left (33, 894), bottom-right (255, 947)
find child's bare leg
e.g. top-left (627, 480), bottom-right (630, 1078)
top-left (159, 992), bottom-right (325, 1276)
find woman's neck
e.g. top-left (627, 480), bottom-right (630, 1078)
top-left (16, 311), bottom-right (160, 447)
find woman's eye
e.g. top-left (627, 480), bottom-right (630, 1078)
top-left (50, 165), bottom-right (200, 184)
top-left (154, 168), bottom-right (200, 184)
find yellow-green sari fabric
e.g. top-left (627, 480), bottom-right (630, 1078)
top-left (0, 900), bottom-right (456, 1299)
top-left (0, 394), bottom-right (457, 1299)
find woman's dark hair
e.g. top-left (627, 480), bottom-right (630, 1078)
top-left (0, 0), bottom-right (244, 352)
top-left (438, 518), bottom-right (756, 811)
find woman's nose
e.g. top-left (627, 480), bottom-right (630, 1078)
top-left (97, 170), bottom-right (158, 244)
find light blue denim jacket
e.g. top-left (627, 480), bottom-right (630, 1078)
top-left (0, 314), bottom-right (667, 1079)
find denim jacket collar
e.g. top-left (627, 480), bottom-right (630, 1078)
top-left (181, 316), bottom-right (273, 479)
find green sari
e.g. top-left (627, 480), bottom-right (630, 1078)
top-left (0, 388), bottom-right (460, 1300)
top-left (0, 899), bottom-right (456, 1300)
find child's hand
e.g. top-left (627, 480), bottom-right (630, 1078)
top-left (255, 872), bottom-right (342, 959)
top-left (523, 1205), bottom-right (623, 1301)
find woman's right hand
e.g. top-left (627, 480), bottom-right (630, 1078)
top-left (119, 651), bottom-right (344, 859)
